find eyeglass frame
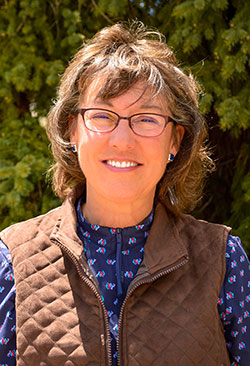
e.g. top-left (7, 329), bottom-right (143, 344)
top-left (76, 108), bottom-right (177, 137)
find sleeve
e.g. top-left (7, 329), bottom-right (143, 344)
top-left (217, 235), bottom-right (250, 366)
top-left (0, 239), bottom-right (16, 365)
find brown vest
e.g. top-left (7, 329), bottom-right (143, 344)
top-left (1, 188), bottom-right (231, 366)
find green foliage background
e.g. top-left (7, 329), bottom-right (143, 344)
top-left (1, 0), bottom-right (250, 254)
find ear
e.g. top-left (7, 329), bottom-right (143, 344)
top-left (170, 125), bottom-right (185, 156)
top-left (68, 114), bottom-right (78, 145)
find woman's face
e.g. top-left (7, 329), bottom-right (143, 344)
top-left (70, 77), bottom-right (184, 205)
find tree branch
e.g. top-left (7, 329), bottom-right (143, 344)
top-left (91, 0), bottom-right (115, 25)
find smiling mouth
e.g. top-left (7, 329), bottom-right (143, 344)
top-left (104, 160), bottom-right (140, 168)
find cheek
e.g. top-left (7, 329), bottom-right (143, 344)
top-left (152, 137), bottom-right (170, 166)
top-left (76, 131), bottom-right (92, 171)
top-left (77, 132), bottom-right (105, 172)
top-left (152, 137), bottom-right (172, 178)
top-left (145, 141), bottom-right (169, 183)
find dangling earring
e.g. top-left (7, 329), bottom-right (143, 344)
top-left (72, 145), bottom-right (77, 153)
top-left (168, 153), bottom-right (174, 162)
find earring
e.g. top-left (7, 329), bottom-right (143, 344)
top-left (168, 153), bottom-right (174, 162)
top-left (72, 145), bottom-right (77, 153)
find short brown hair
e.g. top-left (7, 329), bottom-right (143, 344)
top-left (47, 21), bottom-right (214, 216)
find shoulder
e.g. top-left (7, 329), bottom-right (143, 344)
top-left (226, 234), bottom-right (246, 254)
top-left (178, 213), bottom-right (231, 244)
top-left (225, 234), bottom-right (249, 271)
top-left (222, 234), bottom-right (249, 288)
top-left (155, 204), bottom-right (231, 251)
top-left (0, 205), bottom-right (62, 248)
top-left (175, 214), bottom-right (232, 278)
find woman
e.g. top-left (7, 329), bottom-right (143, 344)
top-left (0, 22), bottom-right (249, 366)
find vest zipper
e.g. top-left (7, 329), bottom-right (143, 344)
top-left (117, 255), bottom-right (189, 366)
top-left (51, 238), bottom-right (112, 366)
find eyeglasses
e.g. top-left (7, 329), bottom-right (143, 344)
top-left (77, 108), bottom-right (176, 137)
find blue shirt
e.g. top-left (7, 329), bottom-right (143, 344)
top-left (0, 202), bottom-right (249, 365)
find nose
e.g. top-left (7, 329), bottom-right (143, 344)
top-left (108, 118), bottom-right (135, 150)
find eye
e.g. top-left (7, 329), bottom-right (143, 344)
top-left (92, 112), bottom-right (113, 120)
top-left (133, 115), bottom-right (160, 125)
top-left (86, 110), bottom-right (117, 126)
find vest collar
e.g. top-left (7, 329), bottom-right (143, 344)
top-left (144, 203), bottom-right (188, 275)
top-left (50, 185), bottom-right (84, 258)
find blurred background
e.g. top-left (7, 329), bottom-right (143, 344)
top-left (0, 0), bottom-right (249, 255)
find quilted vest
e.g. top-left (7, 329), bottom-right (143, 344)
top-left (1, 187), bottom-right (231, 366)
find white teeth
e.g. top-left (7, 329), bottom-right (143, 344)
top-left (106, 160), bottom-right (138, 168)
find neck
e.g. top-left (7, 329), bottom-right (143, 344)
top-left (82, 187), bottom-right (155, 228)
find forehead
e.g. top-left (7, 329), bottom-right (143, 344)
top-left (80, 76), bottom-right (167, 110)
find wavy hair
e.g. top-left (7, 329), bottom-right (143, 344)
top-left (47, 21), bottom-right (214, 216)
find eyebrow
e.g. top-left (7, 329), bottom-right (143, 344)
top-left (93, 97), bottom-right (164, 112)
top-left (139, 103), bottom-right (163, 111)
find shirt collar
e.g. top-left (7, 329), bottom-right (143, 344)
top-left (76, 196), bottom-right (154, 248)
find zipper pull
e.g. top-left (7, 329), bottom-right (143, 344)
top-left (100, 334), bottom-right (105, 346)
